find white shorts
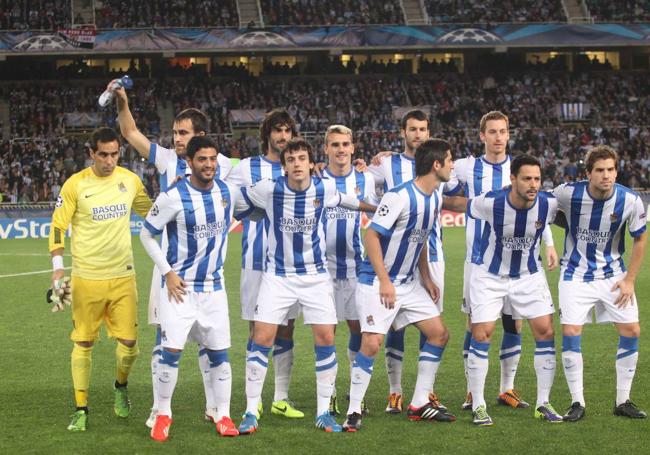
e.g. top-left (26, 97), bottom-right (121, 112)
top-left (159, 288), bottom-right (231, 351)
top-left (468, 264), bottom-right (554, 324)
top-left (147, 266), bottom-right (162, 325)
top-left (254, 273), bottom-right (337, 325)
top-left (240, 269), bottom-right (263, 321)
top-left (463, 261), bottom-right (514, 316)
top-left (332, 277), bottom-right (359, 321)
top-left (357, 279), bottom-right (441, 334)
top-left (559, 274), bottom-right (639, 325)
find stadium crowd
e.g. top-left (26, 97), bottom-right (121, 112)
top-left (587, 0), bottom-right (650, 22)
top-left (2, 71), bottom-right (650, 202)
top-left (424, 0), bottom-right (566, 23)
top-left (0, 0), bottom-right (71, 30)
top-left (260, 0), bottom-right (404, 25)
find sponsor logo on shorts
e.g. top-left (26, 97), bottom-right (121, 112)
top-left (161, 330), bottom-right (167, 342)
top-left (254, 305), bottom-right (259, 314)
top-left (366, 315), bottom-right (375, 326)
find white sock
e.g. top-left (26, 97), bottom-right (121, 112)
top-left (467, 339), bottom-right (490, 410)
top-left (198, 346), bottom-right (216, 410)
top-left (411, 343), bottom-right (445, 408)
top-left (347, 352), bottom-right (374, 415)
top-left (315, 345), bottom-right (338, 416)
top-left (499, 332), bottom-right (522, 393)
top-left (151, 327), bottom-right (162, 410)
top-left (462, 330), bottom-right (471, 394)
top-left (246, 343), bottom-right (271, 415)
top-left (157, 349), bottom-right (181, 416)
top-left (616, 336), bottom-right (639, 405)
top-left (385, 329), bottom-right (404, 394)
top-left (562, 335), bottom-right (584, 406)
top-left (207, 349), bottom-right (231, 419)
top-left (534, 340), bottom-right (556, 406)
top-left (272, 338), bottom-right (294, 402)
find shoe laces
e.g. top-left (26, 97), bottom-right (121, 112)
top-left (429, 393), bottom-right (443, 408)
top-left (474, 406), bottom-right (489, 419)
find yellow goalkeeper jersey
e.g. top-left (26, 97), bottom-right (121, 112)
top-left (48, 166), bottom-right (152, 280)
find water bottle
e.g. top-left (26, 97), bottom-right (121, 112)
top-left (98, 75), bottom-right (133, 107)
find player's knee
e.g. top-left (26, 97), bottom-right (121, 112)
top-left (437, 327), bottom-right (450, 346)
top-left (76, 341), bottom-right (94, 348)
top-left (619, 324), bottom-right (641, 338)
top-left (360, 334), bottom-right (382, 356)
top-left (118, 338), bottom-right (137, 348)
top-left (536, 325), bottom-right (555, 341)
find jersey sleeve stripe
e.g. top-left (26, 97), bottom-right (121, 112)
top-left (144, 220), bottom-right (163, 235)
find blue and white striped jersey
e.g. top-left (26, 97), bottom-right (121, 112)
top-left (368, 153), bottom-right (451, 263)
top-left (149, 143), bottom-right (233, 191)
top-left (468, 187), bottom-right (557, 278)
top-left (554, 181), bottom-right (647, 282)
top-left (446, 154), bottom-right (512, 264)
top-left (236, 176), bottom-right (360, 277)
top-left (323, 168), bottom-right (377, 279)
top-left (143, 178), bottom-right (238, 292)
top-left (359, 180), bottom-right (440, 285)
top-left (226, 156), bottom-right (283, 270)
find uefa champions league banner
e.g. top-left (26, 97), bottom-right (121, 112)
top-left (4, 24), bottom-right (650, 53)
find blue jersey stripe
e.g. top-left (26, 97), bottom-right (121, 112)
top-left (390, 184), bottom-right (418, 280)
top-left (334, 176), bottom-right (349, 279)
top-left (602, 189), bottom-right (626, 277)
top-left (583, 198), bottom-right (605, 281)
top-left (272, 180), bottom-right (286, 276)
top-left (312, 181), bottom-right (326, 274)
top-left (177, 182), bottom-right (198, 279)
top-left (487, 193), bottom-right (505, 275)
top-left (527, 196), bottom-right (548, 274)
top-left (564, 183), bottom-right (585, 281)
top-left (212, 180), bottom-right (231, 289)
top-left (471, 158), bottom-right (484, 262)
top-left (194, 189), bottom-right (217, 292)
top-left (293, 189), bottom-right (307, 275)
top-left (352, 172), bottom-right (365, 276)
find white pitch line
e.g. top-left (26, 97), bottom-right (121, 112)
top-left (0, 253), bottom-right (71, 257)
top-left (0, 267), bottom-right (72, 279)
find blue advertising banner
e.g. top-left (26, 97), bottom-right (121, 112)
top-left (0, 216), bottom-right (145, 240)
top-left (3, 24), bottom-right (650, 53)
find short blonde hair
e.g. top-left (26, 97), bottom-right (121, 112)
top-left (479, 111), bottom-right (509, 133)
top-left (324, 124), bottom-right (353, 145)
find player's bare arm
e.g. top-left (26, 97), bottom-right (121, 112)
top-left (612, 231), bottom-right (647, 308)
top-left (364, 228), bottom-right (395, 308)
top-left (442, 196), bottom-right (467, 212)
top-left (417, 244), bottom-right (440, 303)
top-left (111, 80), bottom-right (152, 158)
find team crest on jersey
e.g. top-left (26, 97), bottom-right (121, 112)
top-left (535, 220), bottom-right (543, 229)
top-left (118, 182), bottom-right (127, 192)
top-left (221, 198), bottom-right (229, 208)
top-left (610, 213), bottom-right (618, 223)
top-left (354, 186), bottom-right (362, 195)
top-left (366, 315), bottom-right (375, 326)
top-left (55, 195), bottom-right (63, 208)
top-left (313, 198), bottom-right (321, 208)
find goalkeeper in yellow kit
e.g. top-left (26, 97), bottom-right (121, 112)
top-left (48, 127), bottom-right (152, 431)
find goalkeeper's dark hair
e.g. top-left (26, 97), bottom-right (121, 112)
top-left (510, 154), bottom-right (541, 176)
top-left (89, 127), bottom-right (120, 151)
top-left (175, 108), bottom-right (209, 134)
top-left (415, 138), bottom-right (452, 177)
top-left (186, 136), bottom-right (218, 159)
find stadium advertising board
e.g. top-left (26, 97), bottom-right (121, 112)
top-left (0, 216), bottom-right (145, 240)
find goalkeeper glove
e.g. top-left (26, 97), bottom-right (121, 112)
top-left (47, 276), bottom-right (72, 312)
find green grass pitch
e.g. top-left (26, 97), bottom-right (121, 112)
top-left (1, 227), bottom-right (648, 453)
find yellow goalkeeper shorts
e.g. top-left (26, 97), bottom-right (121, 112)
top-left (70, 275), bottom-right (138, 342)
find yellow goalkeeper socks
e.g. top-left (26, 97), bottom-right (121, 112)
top-left (71, 344), bottom-right (93, 408)
top-left (116, 342), bottom-right (139, 385)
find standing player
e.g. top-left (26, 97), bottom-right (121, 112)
top-left (369, 109), bottom-right (463, 413)
top-left (466, 155), bottom-right (562, 426)
top-left (343, 139), bottom-right (457, 432)
top-left (226, 109), bottom-right (303, 419)
top-left (235, 139), bottom-right (376, 434)
top-left (112, 84), bottom-right (231, 425)
top-left (321, 125), bottom-right (377, 415)
top-left (48, 127), bottom-right (152, 431)
top-left (446, 111), bottom-right (557, 410)
top-left (554, 146), bottom-right (647, 421)
top-left (140, 137), bottom-right (240, 440)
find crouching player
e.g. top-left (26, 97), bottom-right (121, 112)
top-left (140, 137), bottom-right (240, 441)
top-left (343, 139), bottom-right (457, 432)
top-left (466, 155), bottom-right (561, 426)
